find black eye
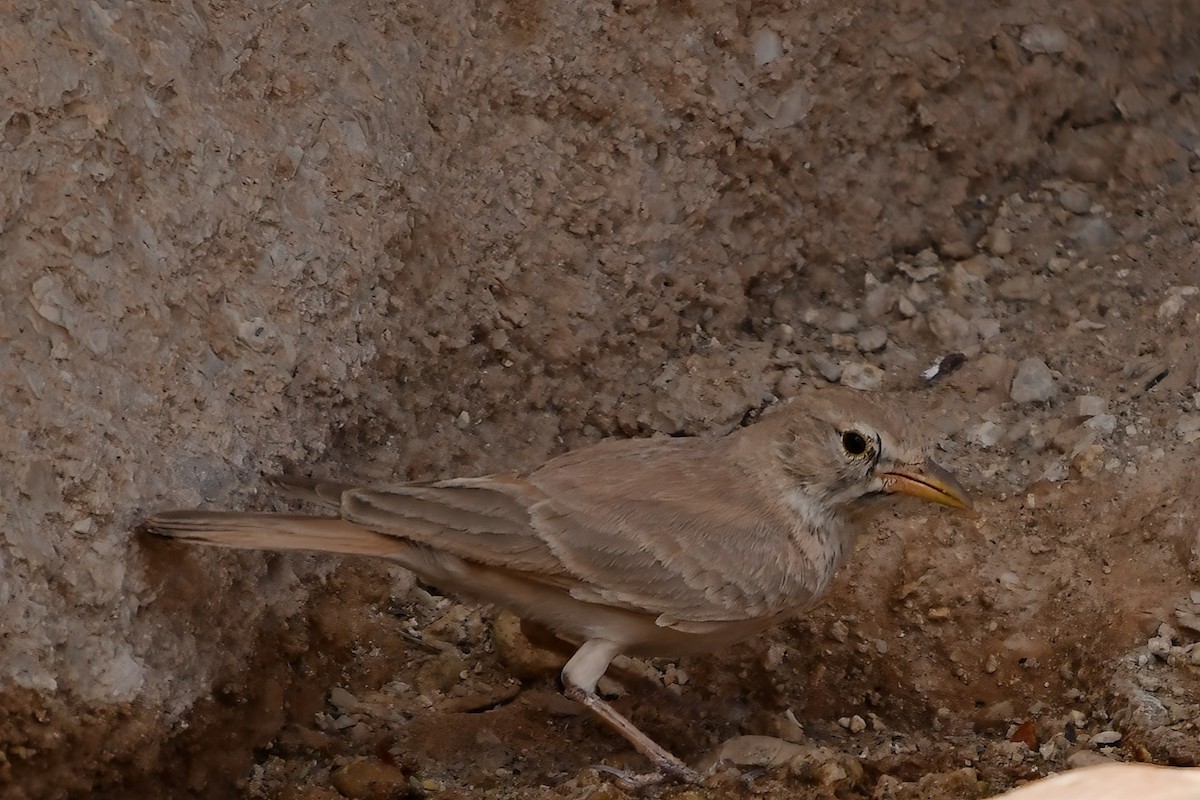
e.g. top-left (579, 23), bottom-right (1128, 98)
top-left (841, 430), bottom-right (869, 456)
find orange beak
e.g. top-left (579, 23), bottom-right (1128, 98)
top-left (880, 457), bottom-right (972, 511)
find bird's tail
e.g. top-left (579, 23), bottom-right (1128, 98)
top-left (142, 511), bottom-right (404, 557)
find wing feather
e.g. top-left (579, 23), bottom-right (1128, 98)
top-left (526, 436), bottom-right (822, 625)
top-left (340, 477), bottom-right (566, 575)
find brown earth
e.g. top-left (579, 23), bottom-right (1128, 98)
top-left (2, 1), bottom-right (1199, 799)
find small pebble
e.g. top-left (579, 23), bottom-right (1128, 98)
top-left (976, 353), bottom-right (1016, 390)
top-left (1146, 636), bottom-right (1172, 658)
top-left (808, 353), bottom-right (843, 383)
top-left (997, 274), bottom-right (1042, 301)
top-left (775, 367), bottom-right (806, 398)
top-left (862, 283), bottom-right (896, 318)
top-left (1071, 216), bottom-right (1116, 249)
top-left (491, 610), bottom-right (565, 680)
top-left (1019, 23), bottom-right (1071, 54)
top-left (1157, 286), bottom-right (1198, 320)
top-left (330, 760), bottom-right (409, 800)
top-left (986, 226), bottom-right (1013, 255)
top-left (1176, 413), bottom-right (1200, 441)
top-left (905, 282), bottom-right (932, 311)
top-left (981, 700), bottom-right (1014, 722)
top-left (753, 27), bottom-right (783, 67)
top-left (830, 333), bottom-right (856, 352)
top-left (1042, 460), bottom-right (1069, 483)
top-left (1091, 730), bottom-right (1122, 747)
top-left (1083, 414), bottom-right (1117, 434)
top-left (856, 326), bottom-right (888, 353)
top-left (329, 686), bottom-right (360, 713)
top-left (837, 715), bottom-right (867, 733)
top-left (827, 311), bottom-right (859, 333)
top-left (914, 248), bottom-right (940, 269)
top-left (899, 262), bottom-right (941, 282)
top-left (927, 308), bottom-right (972, 348)
top-left (1059, 188), bottom-right (1092, 214)
top-left (1010, 357), bottom-right (1057, 403)
top-left (702, 735), bottom-right (804, 769)
top-left (1073, 444), bottom-right (1105, 479)
top-left (1074, 395), bottom-right (1107, 417)
top-left (841, 363), bottom-right (884, 391)
top-left (768, 323), bottom-right (796, 346)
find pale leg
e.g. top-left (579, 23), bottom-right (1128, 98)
top-left (561, 639), bottom-right (702, 786)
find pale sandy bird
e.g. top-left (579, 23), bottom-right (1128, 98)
top-left (144, 387), bottom-right (970, 785)
top-left (994, 763), bottom-right (1200, 799)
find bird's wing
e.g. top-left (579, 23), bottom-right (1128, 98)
top-left (527, 437), bottom-right (820, 626)
top-left (339, 474), bottom-right (572, 577)
top-left (339, 437), bottom-right (819, 628)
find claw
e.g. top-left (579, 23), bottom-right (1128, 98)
top-left (593, 761), bottom-right (702, 789)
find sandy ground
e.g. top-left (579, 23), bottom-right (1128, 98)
top-left (2, 0), bottom-right (1199, 798)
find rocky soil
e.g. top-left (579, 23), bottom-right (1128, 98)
top-left (1, 1), bottom-right (1198, 799)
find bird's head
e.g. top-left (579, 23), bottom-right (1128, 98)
top-left (771, 388), bottom-right (971, 515)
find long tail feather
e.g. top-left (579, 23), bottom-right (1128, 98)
top-left (142, 511), bottom-right (403, 557)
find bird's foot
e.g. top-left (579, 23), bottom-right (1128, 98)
top-left (594, 759), bottom-right (703, 790)
top-left (564, 681), bottom-right (704, 787)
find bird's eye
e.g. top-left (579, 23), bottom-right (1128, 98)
top-left (841, 430), bottom-right (869, 457)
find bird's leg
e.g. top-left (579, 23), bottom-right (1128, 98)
top-left (563, 684), bottom-right (703, 787)
top-left (561, 639), bottom-right (702, 787)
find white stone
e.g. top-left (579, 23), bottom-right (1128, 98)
top-left (1083, 414), bottom-right (1117, 434)
top-left (753, 28), bottom-right (784, 67)
top-left (1147, 636), bottom-right (1172, 658)
top-left (1157, 286), bottom-right (1197, 320)
top-left (1020, 24), bottom-right (1071, 54)
top-left (1010, 357), bottom-right (1057, 403)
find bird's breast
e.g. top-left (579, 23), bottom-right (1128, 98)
top-left (780, 489), bottom-right (856, 603)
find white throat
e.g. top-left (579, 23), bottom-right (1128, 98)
top-left (783, 488), bottom-right (858, 595)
